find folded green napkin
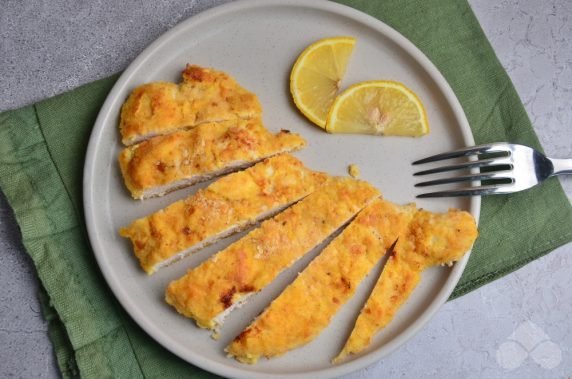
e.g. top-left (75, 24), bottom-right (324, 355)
top-left (1, 1), bottom-right (570, 378)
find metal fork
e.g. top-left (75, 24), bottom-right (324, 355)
top-left (412, 143), bottom-right (572, 198)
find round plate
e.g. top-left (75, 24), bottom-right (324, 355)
top-left (84, 1), bottom-right (480, 378)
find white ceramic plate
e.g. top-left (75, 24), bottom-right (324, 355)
top-left (84, 1), bottom-right (480, 378)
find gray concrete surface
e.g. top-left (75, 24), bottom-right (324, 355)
top-left (1, 0), bottom-right (570, 378)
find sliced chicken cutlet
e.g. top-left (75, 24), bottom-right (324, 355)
top-left (119, 118), bottom-right (305, 199)
top-left (165, 177), bottom-right (380, 333)
top-left (119, 154), bottom-right (327, 274)
top-left (225, 199), bottom-right (416, 364)
top-left (120, 65), bottom-right (262, 145)
top-left (334, 208), bottom-right (478, 362)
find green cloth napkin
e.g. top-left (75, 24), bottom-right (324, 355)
top-left (1, 1), bottom-right (571, 378)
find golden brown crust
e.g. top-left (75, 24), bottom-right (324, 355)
top-left (119, 154), bottom-right (327, 274)
top-left (119, 65), bottom-right (262, 145)
top-left (334, 208), bottom-right (478, 362)
top-left (118, 118), bottom-right (306, 199)
top-left (164, 177), bottom-right (380, 330)
top-left (225, 199), bottom-right (416, 364)
top-left (333, 253), bottom-right (421, 363)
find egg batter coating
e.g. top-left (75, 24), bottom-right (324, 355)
top-left (165, 178), bottom-right (380, 332)
top-left (119, 154), bottom-right (327, 274)
top-left (120, 65), bottom-right (262, 145)
top-left (119, 118), bottom-right (305, 199)
top-left (225, 199), bottom-right (416, 364)
top-left (334, 208), bottom-right (478, 362)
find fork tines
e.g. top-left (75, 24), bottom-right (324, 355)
top-left (413, 143), bottom-right (515, 198)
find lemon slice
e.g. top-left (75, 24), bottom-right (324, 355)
top-left (326, 80), bottom-right (429, 137)
top-left (290, 36), bottom-right (356, 129)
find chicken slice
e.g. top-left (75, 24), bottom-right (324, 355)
top-left (334, 208), bottom-right (478, 362)
top-left (120, 65), bottom-right (262, 145)
top-left (225, 199), bottom-right (416, 364)
top-left (165, 177), bottom-right (380, 333)
top-left (119, 154), bottom-right (327, 274)
top-left (119, 118), bottom-right (305, 199)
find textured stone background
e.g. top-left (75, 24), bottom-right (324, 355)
top-left (1, 0), bottom-right (570, 378)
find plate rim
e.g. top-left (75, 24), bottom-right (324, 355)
top-left (83, 0), bottom-right (481, 378)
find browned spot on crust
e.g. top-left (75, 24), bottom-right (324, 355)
top-left (182, 227), bottom-right (191, 235)
top-left (156, 161), bottom-right (166, 172)
top-left (234, 327), bottom-right (252, 343)
top-left (350, 244), bottom-right (362, 256)
top-left (340, 276), bottom-right (351, 291)
top-left (183, 65), bottom-right (210, 82)
top-left (388, 238), bottom-right (399, 258)
top-left (239, 284), bottom-right (255, 293)
top-left (220, 286), bottom-right (237, 309)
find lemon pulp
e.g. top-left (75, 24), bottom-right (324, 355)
top-left (326, 80), bottom-right (429, 137)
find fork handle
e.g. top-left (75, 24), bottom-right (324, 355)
top-left (551, 158), bottom-right (572, 176)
